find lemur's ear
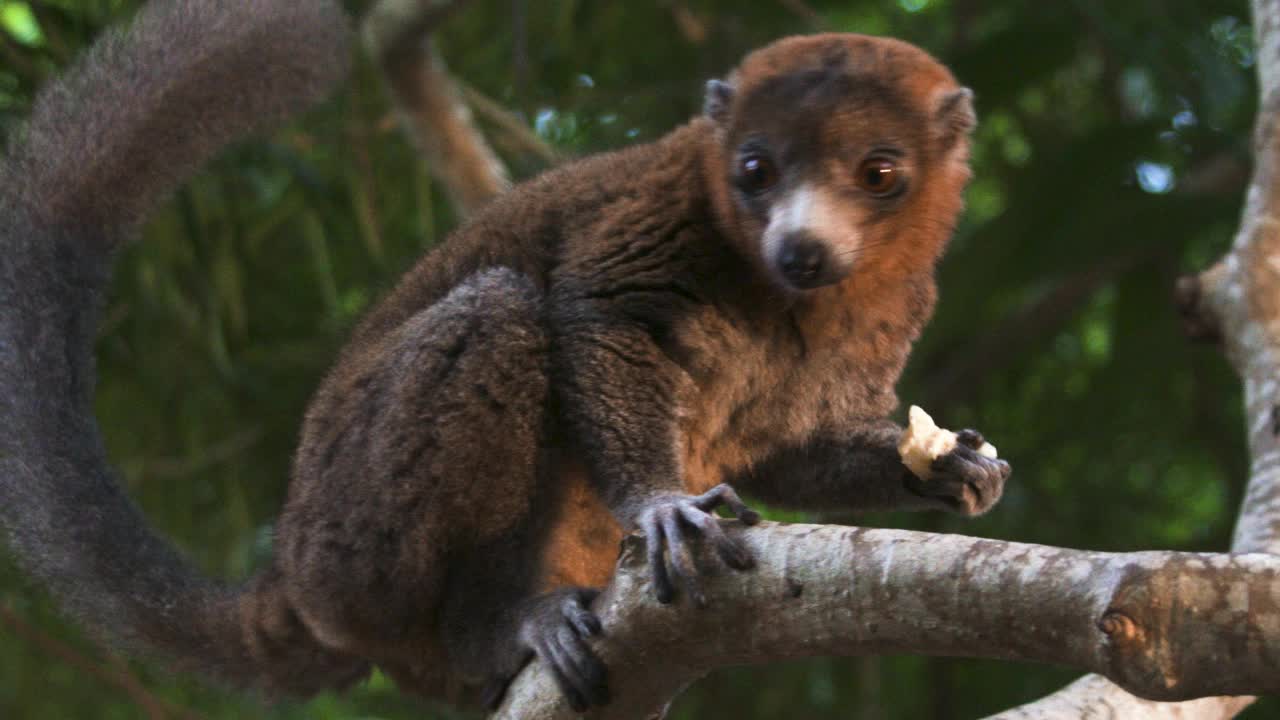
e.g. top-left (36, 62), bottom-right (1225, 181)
top-left (934, 87), bottom-right (976, 148)
top-left (704, 78), bottom-right (735, 124)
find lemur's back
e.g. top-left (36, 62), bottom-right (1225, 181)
top-left (342, 124), bottom-right (711, 350)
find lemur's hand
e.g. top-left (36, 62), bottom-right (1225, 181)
top-left (489, 588), bottom-right (607, 713)
top-left (906, 429), bottom-right (1011, 516)
top-left (635, 483), bottom-right (760, 607)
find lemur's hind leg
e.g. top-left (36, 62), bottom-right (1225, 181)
top-left (276, 267), bottom-right (576, 698)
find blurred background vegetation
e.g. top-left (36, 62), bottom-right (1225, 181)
top-left (0, 0), bottom-right (1271, 717)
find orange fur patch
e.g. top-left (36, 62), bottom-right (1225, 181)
top-left (537, 464), bottom-right (625, 592)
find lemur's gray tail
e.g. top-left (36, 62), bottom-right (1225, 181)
top-left (0, 0), bottom-right (368, 694)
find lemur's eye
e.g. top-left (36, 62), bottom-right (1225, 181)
top-left (856, 157), bottom-right (903, 197)
top-left (739, 155), bottom-right (779, 194)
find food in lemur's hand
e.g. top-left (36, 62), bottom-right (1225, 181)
top-left (0, 2), bottom-right (1012, 714)
top-left (899, 405), bottom-right (999, 480)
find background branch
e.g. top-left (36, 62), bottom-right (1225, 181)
top-left (456, 81), bottom-right (561, 165)
top-left (0, 604), bottom-right (199, 720)
top-left (364, 0), bottom-right (510, 216)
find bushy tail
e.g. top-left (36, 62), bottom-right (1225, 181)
top-left (0, 0), bottom-right (367, 695)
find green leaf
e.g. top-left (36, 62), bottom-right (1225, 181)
top-left (0, 2), bottom-right (42, 47)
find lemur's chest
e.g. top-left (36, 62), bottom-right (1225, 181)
top-left (674, 295), bottom-right (912, 493)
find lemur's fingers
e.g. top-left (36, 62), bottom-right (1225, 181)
top-left (638, 488), bottom-right (759, 606)
top-left (552, 624), bottom-right (610, 707)
top-left (955, 428), bottom-right (986, 450)
top-left (661, 511), bottom-right (707, 608)
top-left (906, 473), bottom-right (974, 513)
top-left (694, 483), bottom-right (761, 525)
top-left (509, 588), bottom-right (607, 711)
top-left (641, 514), bottom-right (675, 603)
top-left (677, 504), bottom-right (754, 570)
top-left (562, 590), bottom-right (603, 637)
top-left (535, 636), bottom-right (588, 712)
top-left (926, 445), bottom-right (1011, 516)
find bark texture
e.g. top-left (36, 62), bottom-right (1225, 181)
top-left (493, 526), bottom-right (1280, 719)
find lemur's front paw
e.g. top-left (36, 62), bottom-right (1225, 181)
top-left (485, 587), bottom-right (607, 712)
top-left (907, 429), bottom-right (1011, 516)
top-left (636, 483), bottom-right (760, 607)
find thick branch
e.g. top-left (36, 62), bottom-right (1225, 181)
top-left (493, 524), bottom-right (1280, 720)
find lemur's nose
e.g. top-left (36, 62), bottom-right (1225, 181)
top-left (778, 232), bottom-right (828, 289)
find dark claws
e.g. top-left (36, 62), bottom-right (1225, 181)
top-left (643, 515), bottom-right (674, 603)
top-left (636, 483), bottom-right (758, 606)
top-left (564, 599), bottom-right (603, 637)
top-left (548, 626), bottom-right (608, 707)
top-left (539, 636), bottom-right (588, 711)
top-left (662, 511), bottom-right (706, 607)
top-left (909, 440), bottom-right (1011, 516)
top-left (505, 588), bottom-right (608, 711)
top-left (694, 483), bottom-right (761, 525)
top-left (955, 428), bottom-right (986, 449)
top-left (677, 505), bottom-right (754, 570)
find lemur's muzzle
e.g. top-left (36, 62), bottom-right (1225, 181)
top-left (777, 230), bottom-right (840, 290)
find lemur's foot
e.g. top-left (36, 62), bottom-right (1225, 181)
top-left (907, 429), bottom-right (1011, 516)
top-left (635, 483), bottom-right (760, 608)
top-left (483, 587), bottom-right (606, 712)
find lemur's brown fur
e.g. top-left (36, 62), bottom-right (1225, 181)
top-left (0, 6), bottom-right (1009, 712)
top-left (268, 33), bottom-right (1006, 708)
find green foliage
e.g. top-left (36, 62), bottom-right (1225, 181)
top-left (0, 0), bottom-right (1272, 717)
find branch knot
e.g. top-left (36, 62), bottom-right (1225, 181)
top-left (1098, 610), bottom-right (1139, 642)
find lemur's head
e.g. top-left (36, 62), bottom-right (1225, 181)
top-left (703, 34), bottom-right (976, 292)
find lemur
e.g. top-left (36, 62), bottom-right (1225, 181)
top-left (0, 0), bottom-right (1010, 713)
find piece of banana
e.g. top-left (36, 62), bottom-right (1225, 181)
top-left (897, 405), bottom-right (998, 479)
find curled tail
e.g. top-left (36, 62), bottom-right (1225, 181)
top-left (0, 0), bottom-right (367, 695)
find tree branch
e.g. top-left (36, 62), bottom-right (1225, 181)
top-left (456, 81), bottom-right (561, 165)
top-left (363, 0), bottom-right (510, 217)
top-left (492, 524), bottom-right (1280, 719)
top-left (992, 676), bottom-right (1253, 720)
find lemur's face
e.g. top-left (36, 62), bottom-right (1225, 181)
top-left (706, 34), bottom-right (975, 292)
